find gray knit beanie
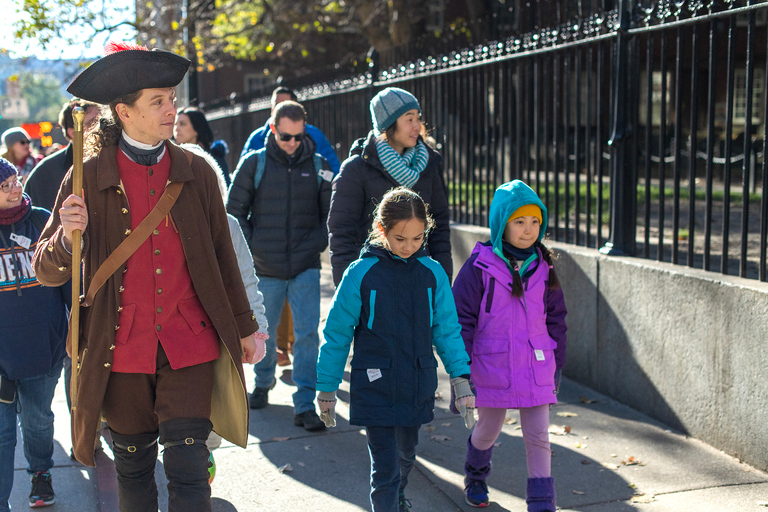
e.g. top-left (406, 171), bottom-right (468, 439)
top-left (369, 87), bottom-right (421, 136)
top-left (2, 127), bottom-right (30, 149)
top-left (0, 157), bottom-right (18, 183)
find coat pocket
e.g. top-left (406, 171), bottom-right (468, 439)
top-left (471, 337), bottom-right (510, 390)
top-left (416, 354), bottom-right (438, 406)
top-left (350, 354), bottom-right (393, 408)
top-left (528, 335), bottom-right (557, 387)
top-left (178, 297), bottom-right (214, 336)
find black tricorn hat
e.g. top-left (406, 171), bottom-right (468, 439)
top-left (67, 42), bottom-right (191, 105)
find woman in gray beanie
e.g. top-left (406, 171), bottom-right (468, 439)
top-left (1, 128), bottom-right (41, 183)
top-left (327, 87), bottom-right (453, 287)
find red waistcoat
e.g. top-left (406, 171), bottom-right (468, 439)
top-left (112, 149), bottom-right (220, 373)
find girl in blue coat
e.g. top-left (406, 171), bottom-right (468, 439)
top-left (316, 187), bottom-right (475, 512)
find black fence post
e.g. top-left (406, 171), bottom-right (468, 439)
top-left (600, 0), bottom-right (636, 256)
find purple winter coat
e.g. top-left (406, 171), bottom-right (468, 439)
top-left (452, 242), bottom-right (567, 409)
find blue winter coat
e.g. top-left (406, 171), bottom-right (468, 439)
top-left (0, 200), bottom-right (69, 380)
top-left (317, 244), bottom-right (470, 426)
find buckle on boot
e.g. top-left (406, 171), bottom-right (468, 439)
top-left (127, 446), bottom-right (137, 453)
top-left (184, 438), bottom-right (194, 445)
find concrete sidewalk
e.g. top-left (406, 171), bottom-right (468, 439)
top-left (10, 261), bottom-right (768, 511)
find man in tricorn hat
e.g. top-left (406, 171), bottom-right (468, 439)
top-left (32, 42), bottom-right (263, 512)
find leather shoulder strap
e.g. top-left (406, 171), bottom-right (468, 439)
top-left (82, 181), bottom-right (184, 307)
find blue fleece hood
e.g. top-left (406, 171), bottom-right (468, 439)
top-left (489, 180), bottom-right (548, 258)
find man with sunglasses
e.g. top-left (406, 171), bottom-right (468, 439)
top-left (228, 100), bottom-right (332, 431)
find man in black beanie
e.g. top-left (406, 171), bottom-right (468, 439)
top-left (32, 41), bottom-right (262, 512)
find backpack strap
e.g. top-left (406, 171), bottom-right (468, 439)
top-left (253, 147), bottom-right (268, 190)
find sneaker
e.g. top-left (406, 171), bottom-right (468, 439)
top-left (398, 493), bottom-right (412, 512)
top-left (29, 471), bottom-right (55, 508)
top-left (464, 479), bottom-right (489, 507)
top-left (249, 378), bottom-right (277, 409)
top-left (293, 410), bottom-right (326, 431)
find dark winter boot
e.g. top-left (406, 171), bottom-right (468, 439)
top-left (159, 418), bottom-right (213, 512)
top-left (464, 436), bottom-right (493, 508)
top-left (526, 477), bottom-right (556, 512)
top-left (110, 429), bottom-right (159, 512)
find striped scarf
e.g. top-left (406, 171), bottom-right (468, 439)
top-left (374, 137), bottom-right (430, 189)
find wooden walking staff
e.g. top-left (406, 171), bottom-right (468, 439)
top-left (69, 106), bottom-right (85, 410)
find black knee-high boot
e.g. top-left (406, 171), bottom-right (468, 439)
top-left (159, 418), bottom-right (213, 512)
top-left (110, 429), bottom-right (159, 512)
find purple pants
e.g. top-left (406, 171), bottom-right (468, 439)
top-left (470, 405), bottom-right (551, 478)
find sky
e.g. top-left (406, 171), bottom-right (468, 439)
top-left (1, 1), bottom-right (136, 60)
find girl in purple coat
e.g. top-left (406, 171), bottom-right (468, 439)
top-left (452, 180), bottom-right (567, 511)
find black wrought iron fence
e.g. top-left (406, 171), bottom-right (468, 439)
top-left (207, 0), bottom-right (768, 282)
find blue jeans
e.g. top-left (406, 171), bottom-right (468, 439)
top-left (255, 268), bottom-right (320, 414)
top-left (365, 425), bottom-right (421, 512)
top-left (0, 363), bottom-right (62, 512)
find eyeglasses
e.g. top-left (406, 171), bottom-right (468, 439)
top-left (275, 130), bottom-right (305, 142)
top-left (0, 179), bottom-right (22, 193)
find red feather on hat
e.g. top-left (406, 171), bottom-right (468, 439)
top-left (104, 41), bottom-right (149, 55)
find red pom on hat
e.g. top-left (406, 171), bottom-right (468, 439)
top-left (104, 41), bottom-right (149, 55)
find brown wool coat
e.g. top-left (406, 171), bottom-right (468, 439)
top-left (32, 143), bottom-right (257, 466)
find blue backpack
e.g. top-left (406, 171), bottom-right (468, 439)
top-left (251, 147), bottom-right (332, 190)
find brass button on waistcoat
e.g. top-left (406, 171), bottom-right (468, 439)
top-left (156, 325), bottom-right (162, 332)
top-left (122, 208), bottom-right (128, 214)
top-left (150, 189), bottom-right (156, 196)
top-left (156, 268), bottom-right (162, 275)
top-left (157, 307), bottom-right (163, 313)
top-left (153, 229), bottom-right (160, 235)
top-left (149, 169), bottom-right (154, 176)
top-left (125, 229), bottom-right (131, 235)
top-left (154, 249), bottom-right (161, 255)
top-left (157, 288), bottom-right (163, 294)
top-left (104, 363), bottom-right (111, 368)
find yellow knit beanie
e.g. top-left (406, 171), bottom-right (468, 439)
top-left (508, 204), bottom-right (543, 224)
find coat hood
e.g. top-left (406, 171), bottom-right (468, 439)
top-left (489, 180), bottom-right (548, 258)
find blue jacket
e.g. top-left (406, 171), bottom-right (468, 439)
top-left (239, 120), bottom-right (341, 174)
top-left (317, 244), bottom-right (470, 427)
top-left (0, 200), bottom-right (69, 380)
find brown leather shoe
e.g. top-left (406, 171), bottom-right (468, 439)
top-left (277, 350), bottom-right (291, 367)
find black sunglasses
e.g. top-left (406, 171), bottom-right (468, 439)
top-left (275, 130), bottom-right (304, 142)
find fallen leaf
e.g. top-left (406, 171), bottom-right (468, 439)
top-left (423, 425), bottom-right (436, 432)
top-left (548, 425), bottom-right (570, 436)
top-left (579, 396), bottom-right (597, 404)
top-left (557, 412), bottom-right (579, 417)
top-left (602, 462), bottom-right (620, 469)
top-left (430, 435), bottom-right (451, 442)
top-left (628, 483), bottom-right (637, 489)
top-left (572, 490), bottom-right (585, 495)
top-left (631, 494), bottom-right (656, 503)
top-left (278, 463), bottom-right (293, 473)
top-left (622, 456), bottom-right (645, 466)
top-left (504, 417), bottom-right (517, 425)
top-left (757, 501), bottom-right (768, 507)
top-left (574, 442), bottom-right (587, 449)
top-left (610, 453), bottom-right (618, 457)
top-left (271, 437), bottom-right (290, 442)
top-left (581, 459), bottom-right (592, 465)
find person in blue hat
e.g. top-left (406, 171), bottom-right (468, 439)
top-left (328, 87), bottom-right (453, 287)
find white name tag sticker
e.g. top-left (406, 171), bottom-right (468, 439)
top-left (367, 369), bottom-right (382, 382)
top-left (319, 169), bottom-right (334, 182)
top-left (534, 349), bottom-right (545, 361)
top-left (10, 233), bottom-right (31, 249)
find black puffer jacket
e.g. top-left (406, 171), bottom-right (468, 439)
top-left (328, 132), bottom-right (452, 286)
top-left (227, 133), bottom-right (332, 279)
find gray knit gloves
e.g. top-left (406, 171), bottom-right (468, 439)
top-left (317, 391), bottom-right (337, 428)
top-left (451, 377), bottom-right (476, 429)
